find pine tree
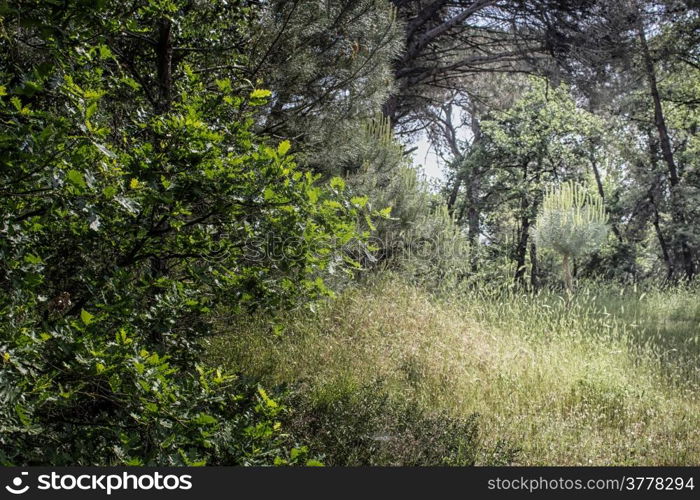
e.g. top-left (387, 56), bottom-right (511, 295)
top-left (251, 0), bottom-right (402, 176)
top-left (533, 182), bottom-right (608, 293)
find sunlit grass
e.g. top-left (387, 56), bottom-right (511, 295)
top-left (207, 275), bottom-right (700, 465)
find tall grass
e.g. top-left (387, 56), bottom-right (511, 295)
top-left (207, 275), bottom-right (700, 465)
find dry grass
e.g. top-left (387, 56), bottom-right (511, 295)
top-left (207, 276), bottom-right (700, 465)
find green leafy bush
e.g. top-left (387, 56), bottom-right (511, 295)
top-left (0, 0), bottom-right (363, 465)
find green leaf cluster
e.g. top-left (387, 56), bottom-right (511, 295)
top-left (0, 0), bottom-right (362, 465)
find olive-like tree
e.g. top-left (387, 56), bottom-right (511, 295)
top-left (534, 182), bottom-right (608, 293)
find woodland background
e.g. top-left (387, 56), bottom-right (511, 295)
top-left (1, 0), bottom-right (699, 465)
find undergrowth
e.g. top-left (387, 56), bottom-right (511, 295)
top-left (207, 276), bottom-right (700, 465)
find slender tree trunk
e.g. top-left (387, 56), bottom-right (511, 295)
top-left (446, 169), bottom-right (462, 213)
top-left (529, 241), bottom-right (538, 290)
top-left (514, 224), bottom-right (530, 284)
top-left (144, 17), bottom-right (176, 351)
top-left (466, 105), bottom-right (482, 267)
top-left (515, 156), bottom-right (542, 286)
top-left (444, 103), bottom-right (466, 214)
top-left (466, 175), bottom-right (480, 273)
top-left (636, 18), bottom-right (678, 186)
top-left (147, 17), bottom-right (176, 349)
top-left (150, 17), bottom-right (174, 281)
top-left (636, 8), bottom-right (695, 280)
top-left (645, 134), bottom-right (674, 281)
top-left (514, 193), bottom-right (530, 285)
top-left (562, 253), bottom-right (573, 295)
top-left (589, 145), bottom-right (622, 242)
top-left (458, 103), bottom-right (483, 271)
top-left (649, 192), bottom-right (674, 280)
top-left (382, 94), bottom-right (398, 124)
top-left (514, 159), bottom-right (537, 286)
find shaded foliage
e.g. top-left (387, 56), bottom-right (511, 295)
top-left (0, 0), bottom-right (366, 465)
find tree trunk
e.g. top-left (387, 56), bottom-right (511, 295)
top-left (382, 94), bottom-right (398, 124)
top-left (147, 17), bottom-right (175, 348)
top-left (514, 159), bottom-right (535, 286)
top-left (636, 17), bottom-right (678, 186)
top-left (514, 199), bottom-right (530, 285)
top-left (446, 170), bottom-right (462, 213)
top-left (529, 241), bottom-right (538, 290)
top-left (465, 105), bottom-right (482, 269)
top-left (562, 253), bottom-right (573, 294)
top-left (466, 174), bottom-right (480, 273)
top-left (636, 8), bottom-right (694, 280)
top-left (590, 144), bottom-right (622, 242)
top-left (649, 192), bottom-right (674, 281)
top-left (150, 17), bottom-right (174, 281)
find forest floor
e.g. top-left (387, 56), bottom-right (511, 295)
top-left (207, 276), bottom-right (700, 465)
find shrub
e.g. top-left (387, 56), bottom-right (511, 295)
top-left (0, 0), bottom-right (365, 465)
top-left (343, 116), bottom-right (471, 287)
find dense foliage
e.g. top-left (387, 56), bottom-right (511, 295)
top-left (1, 0), bottom-right (699, 467)
top-left (0, 0), bottom-right (367, 465)
top-left (431, 2), bottom-right (700, 284)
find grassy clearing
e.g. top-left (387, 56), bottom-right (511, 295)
top-left (207, 276), bottom-right (700, 465)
